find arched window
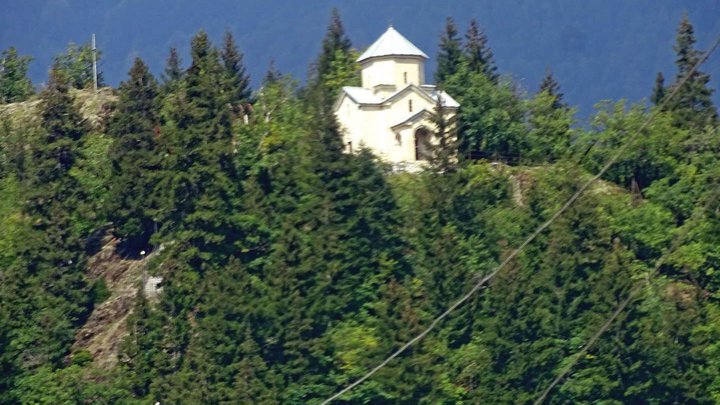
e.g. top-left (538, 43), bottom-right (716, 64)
top-left (415, 128), bottom-right (432, 161)
top-left (408, 99), bottom-right (413, 112)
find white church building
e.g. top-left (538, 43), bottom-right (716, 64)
top-left (334, 26), bottom-right (460, 170)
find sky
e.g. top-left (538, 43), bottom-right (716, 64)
top-left (1, 0), bottom-right (719, 117)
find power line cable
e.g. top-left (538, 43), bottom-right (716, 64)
top-left (533, 183), bottom-right (720, 405)
top-left (321, 33), bottom-right (720, 405)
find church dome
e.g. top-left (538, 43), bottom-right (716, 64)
top-left (357, 26), bottom-right (428, 63)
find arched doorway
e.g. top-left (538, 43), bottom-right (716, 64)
top-left (414, 127), bottom-right (432, 161)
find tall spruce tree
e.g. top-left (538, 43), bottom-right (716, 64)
top-left (526, 71), bottom-right (574, 162)
top-left (316, 8), bottom-right (353, 83)
top-left (106, 58), bottom-right (161, 252)
top-left (464, 19), bottom-right (497, 82)
top-left (160, 47), bottom-right (183, 92)
top-left (429, 92), bottom-right (460, 172)
top-left (10, 66), bottom-right (91, 370)
top-left (538, 69), bottom-right (565, 109)
top-left (435, 17), bottom-right (463, 84)
top-left (312, 8), bottom-right (358, 109)
top-left (158, 30), bottom-right (242, 256)
top-left (667, 14), bottom-right (717, 129)
top-left (651, 71), bottom-right (666, 106)
top-left (0, 47), bottom-right (33, 103)
top-left (220, 31), bottom-right (251, 107)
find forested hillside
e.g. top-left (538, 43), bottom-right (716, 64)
top-left (1, 10), bottom-right (719, 404)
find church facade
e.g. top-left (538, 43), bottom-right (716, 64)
top-left (334, 26), bottom-right (459, 170)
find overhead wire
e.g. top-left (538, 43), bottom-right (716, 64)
top-left (533, 148), bottom-right (720, 405)
top-left (321, 33), bottom-right (720, 405)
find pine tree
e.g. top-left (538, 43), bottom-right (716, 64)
top-left (220, 31), bottom-right (251, 107)
top-left (526, 75), bottom-right (574, 163)
top-left (13, 66), bottom-right (91, 369)
top-left (316, 8), bottom-right (352, 84)
top-left (106, 58), bottom-right (161, 253)
top-left (161, 47), bottom-right (183, 92)
top-left (0, 47), bottom-right (33, 103)
top-left (429, 92), bottom-right (459, 172)
top-left (263, 60), bottom-right (282, 85)
top-left (538, 68), bottom-right (565, 109)
top-left (157, 30), bottom-right (242, 260)
top-left (435, 17), bottom-right (463, 84)
top-left (666, 14), bottom-right (717, 129)
top-left (651, 71), bottom-right (666, 105)
top-left (312, 8), bottom-right (358, 109)
top-left (464, 19), bottom-right (497, 82)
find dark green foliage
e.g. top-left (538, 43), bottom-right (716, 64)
top-left (311, 8), bottom-right (359, 111)
top-left (316, 8), bottom-right (353, 85)
top-left (651, 71), bottom-right (666, 105)
top-left (2, 14), bottom-right (720, 405)
top-left (0, 47), bottom-right (33, 103)
top-left (444, 63), bottom-right (526, 160)
top-left (221, 31), bottom-right (251, 107)
top-left (53, 42), bottom-right (103, 89)
top-left (665, 14), bottom-right (717, 129)
top-left (106, 58), bottom-right (161, 252)
top-left (538, 69), bottom-right (565, 109)
top-left (20, 67), bottom-right (91, 363)
top-left (263, 60), bottom-right (282, 84)
top-left (464, 19), bottom-right (497, 82)
top-left (435, 17), bottom-right (463, 84)
top-left (156, 30), bottom-right (241, 249)
top-left (428, 92), bottom-right (460, 172)
top-left (525, 71), bottom-right (574, 163)
top-left (0, 68), bottom-right (92, 403)
top-left (160, 47), bottom-right (183, 92)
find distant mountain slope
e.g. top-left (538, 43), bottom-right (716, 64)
top-left (2, 0), bottom-right (718, 115)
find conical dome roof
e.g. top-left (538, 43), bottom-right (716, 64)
top-left (357, 26), bottom-right (428, 63)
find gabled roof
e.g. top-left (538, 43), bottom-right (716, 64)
top-left (342, 86), bottom-right (382, 104)
top-left (424, 86), bottom-right (461, 108)
top-left (335, 84), bottom-right (460, 110)
top-left (357, 26), bottom-right (429, 63)
top-left (391, 109), bottom-right (434, 130)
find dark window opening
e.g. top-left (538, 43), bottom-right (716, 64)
top-left (415, 128), bottom-right (432, 161)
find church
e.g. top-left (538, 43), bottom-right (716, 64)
top-left (334, 26), bottom-right (460, 170)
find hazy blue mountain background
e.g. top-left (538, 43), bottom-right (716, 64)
top-left (1, 0), bottom-right (718, 116)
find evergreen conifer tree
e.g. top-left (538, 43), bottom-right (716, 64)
top-left (435, 17), bottom-right (463, 84)
top-left (220, 31), bottom-right (251, 108)
top-left (311, 8), bottom-right (358, 110)
top-left (526, 73), bottom-right (574, 163)
top-left (666, 14), bottom-right (717, 129)
top-left (464, 19), bottom-right (497, 82)
top-left (651, 71), bottom-right (666, 106)
top-left (160, 47), bottom-right (183, 92)
top-left (0, 47), bottom-right (34, 103)
top-left (157, 30), bottom-right (243, 260)
top-left (316, 8), bottom-right (352, 83)
top-left (263, 60), bottom-right (282, 85)
top-left (106, 58), bottom-right (161, 252)
top-left (538, 69), bottom-right (565, 109)
top-left (12, 66), bottom-right (91, 369)
top-left (429, 93), bottom-right (459, 172)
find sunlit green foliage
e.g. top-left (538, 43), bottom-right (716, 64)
top-left (0, 11), bottom-right (718, 405)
